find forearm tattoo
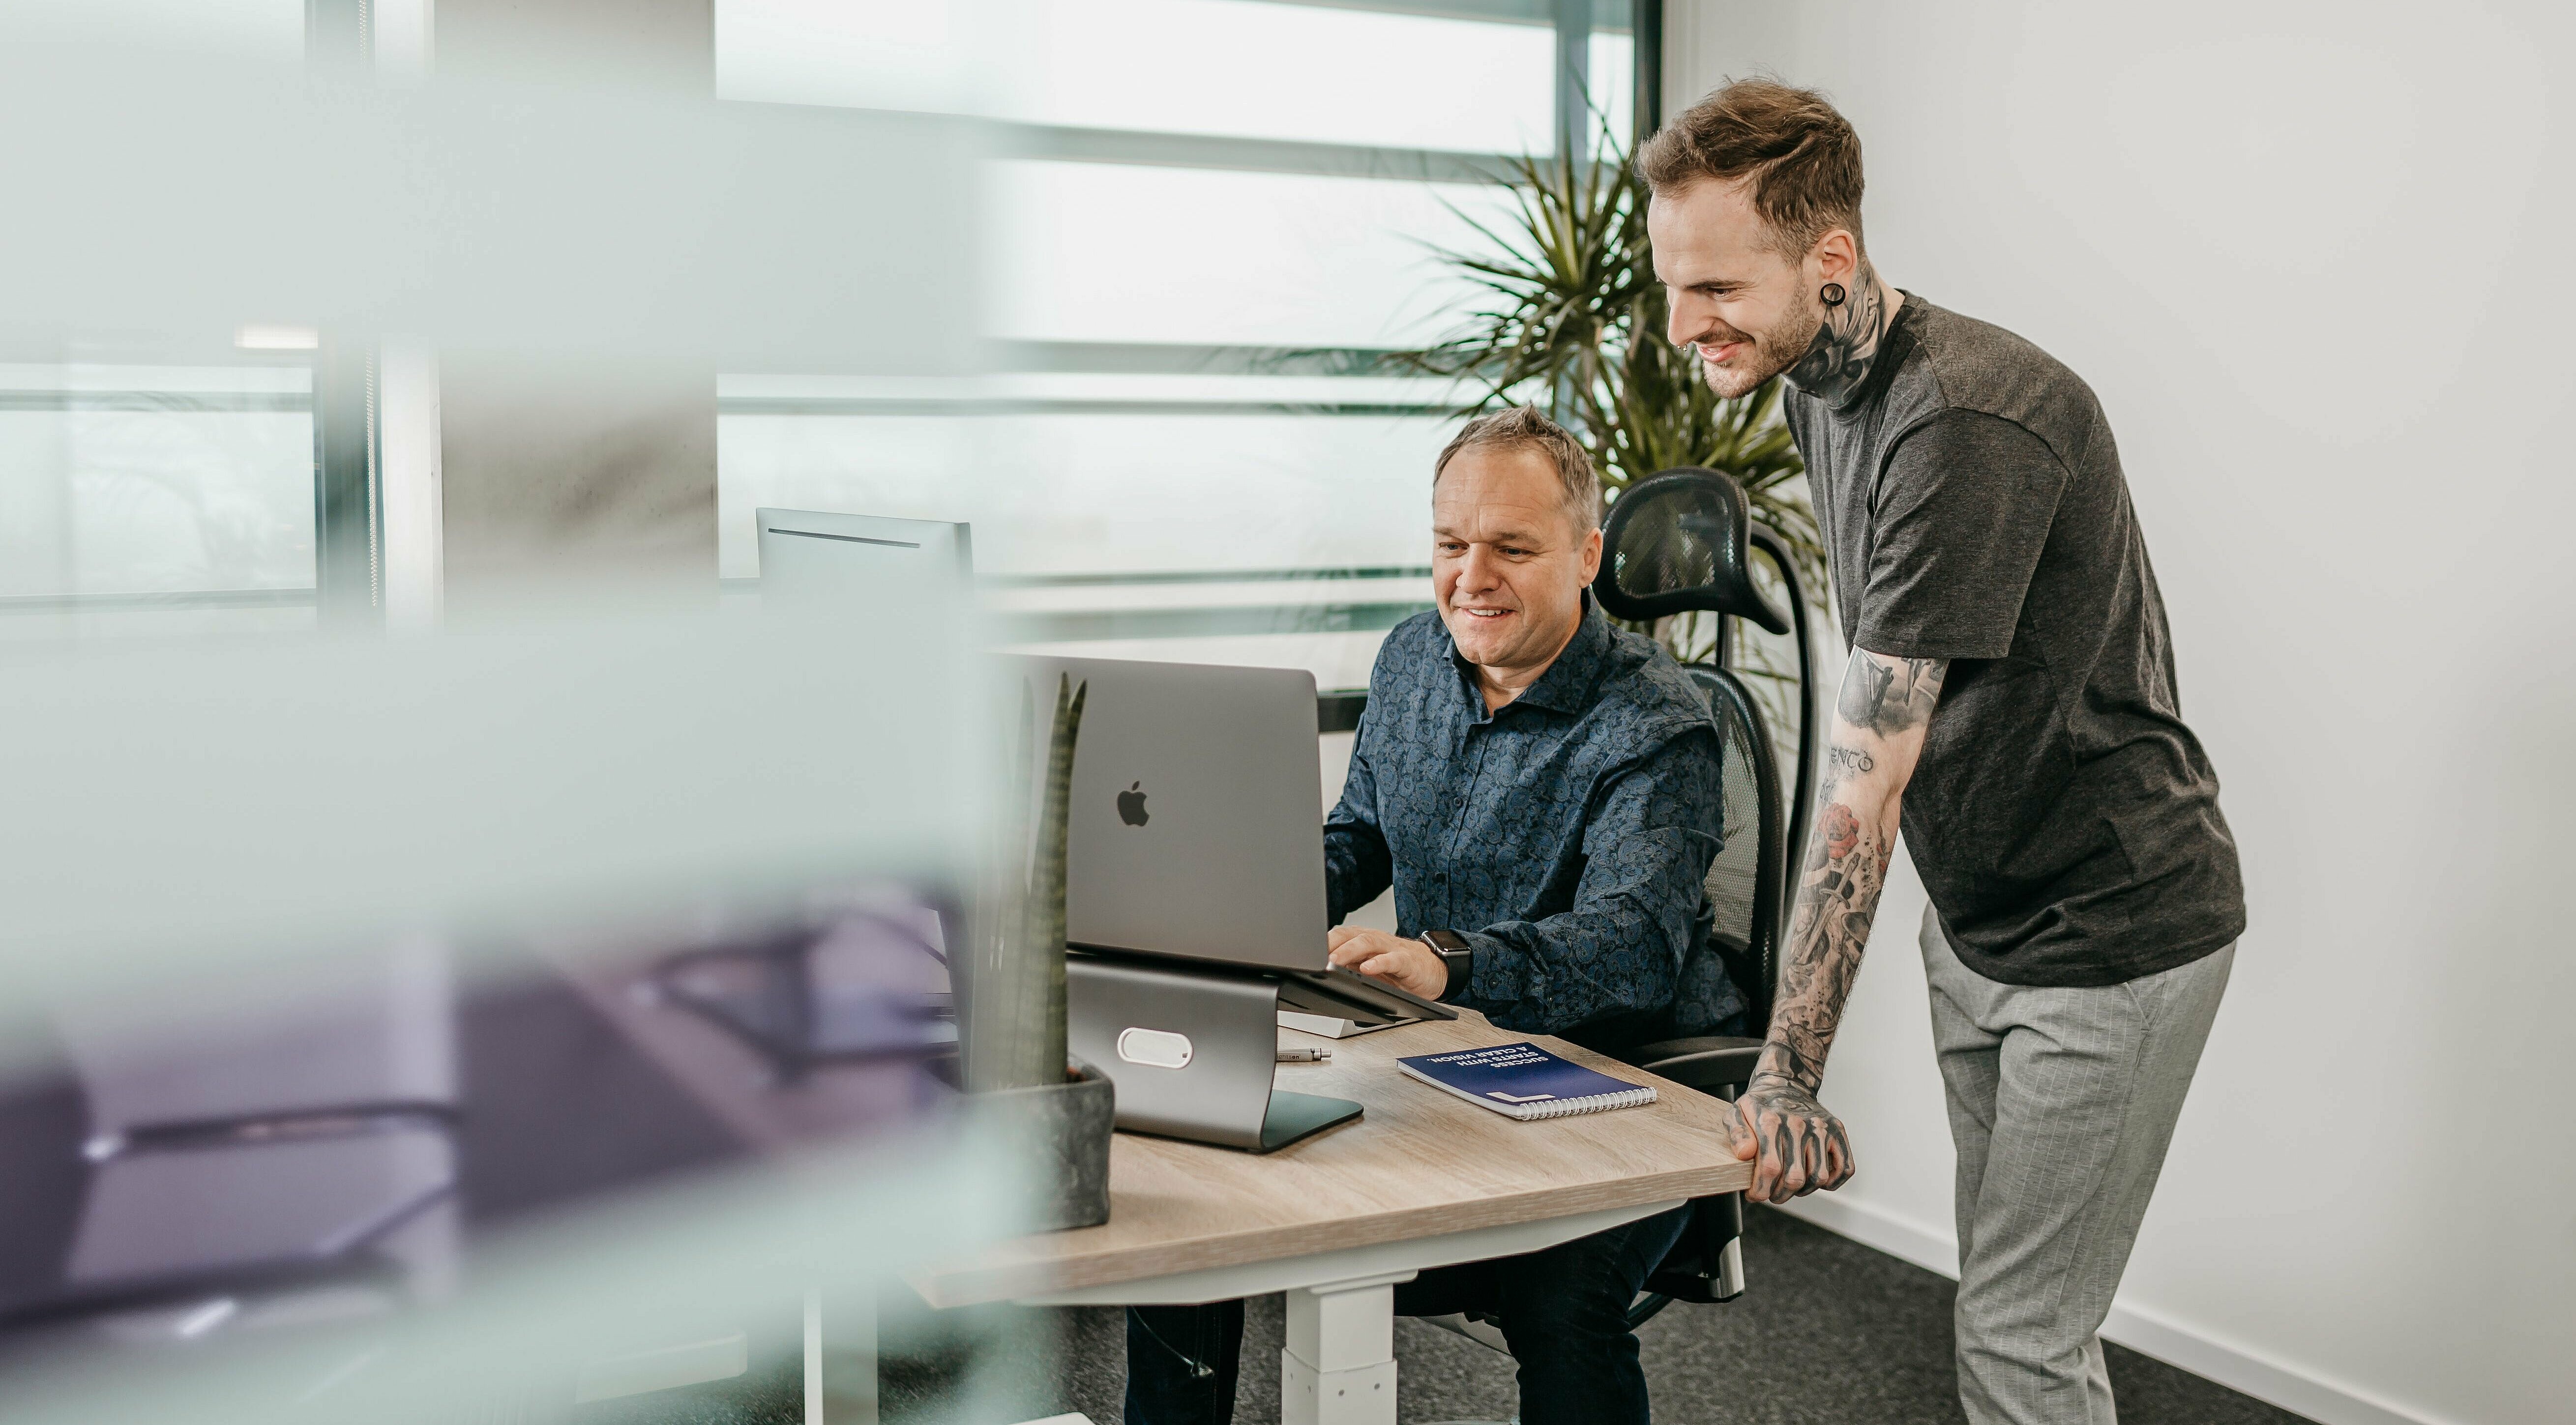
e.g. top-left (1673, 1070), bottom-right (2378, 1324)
top-left (1784, 261), bottom-right (1895, 409)
top-left (1758, 650), bottom-right (1948, 1094)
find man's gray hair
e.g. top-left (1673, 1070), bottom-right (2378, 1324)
top-left (1432, 406), bottom-right (1602, 533)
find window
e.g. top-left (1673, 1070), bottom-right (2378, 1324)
top-left (0, 361), bottom-right (317, 643)
top-left (0, 1), bottom-right (317, 643)
top-left (715, 0), bottom-right (1652, 693)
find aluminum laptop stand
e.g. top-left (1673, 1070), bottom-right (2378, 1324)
top-left (1067, 954), bottom-right (1364, 1153)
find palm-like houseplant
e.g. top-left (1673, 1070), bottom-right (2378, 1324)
top-left (1390, 124), bottom-right (1825, 690)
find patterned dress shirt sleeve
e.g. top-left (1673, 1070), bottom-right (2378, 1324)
top-left (1448, 723), bottom-right (1724, 1033)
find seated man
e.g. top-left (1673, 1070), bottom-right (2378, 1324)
top-left (1125, 406), bottom-right (1743, 1425)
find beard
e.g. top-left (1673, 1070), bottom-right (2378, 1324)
top-left (1689, 302), bottom-right (1824, 400)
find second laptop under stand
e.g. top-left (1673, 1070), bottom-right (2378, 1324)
top-left (1067, 954), bottom-right (1364, 1152)
top-left (1274, 964), bottom-right (1458, 1039)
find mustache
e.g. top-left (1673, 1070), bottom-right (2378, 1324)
top-left (1680, 323), bottom-right (1755, 350)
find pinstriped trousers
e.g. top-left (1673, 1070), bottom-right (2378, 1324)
top-left (1920, 902), bottom-right (2234, 1425)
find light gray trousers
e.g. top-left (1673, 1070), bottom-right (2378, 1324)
top-left (1920, 902), bottom-right (2233, 1425)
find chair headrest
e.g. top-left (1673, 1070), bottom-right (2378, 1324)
top-left (1592, 467), bottom-right (1792, 635)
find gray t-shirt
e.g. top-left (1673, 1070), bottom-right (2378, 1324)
top-left (1784, 294), bottom-right (2245, 987)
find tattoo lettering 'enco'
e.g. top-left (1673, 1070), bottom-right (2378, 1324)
top-left (1783, 261), bottom-right (1895, 408)
top-left (1836, 651), bottom-right (1947, 738)
top-left (1825, 743), bottom-right (1874, 776)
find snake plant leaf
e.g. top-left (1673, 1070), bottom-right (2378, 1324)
top-left (1018, 674), bottom-right (1086, 1089)
top-left (966, 674), bottom-right (1040, 1094)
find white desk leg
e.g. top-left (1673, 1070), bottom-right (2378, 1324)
top-left (804, 1285), bottom-right (879, 1425)
top-left (1280, 1271), bottom-right (1411, 1425)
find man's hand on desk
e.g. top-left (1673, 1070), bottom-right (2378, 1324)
top-left (1326, 927), bottom-right (1448, 1000)
top-left (1726, 1072), bottom-right (1855, 1204)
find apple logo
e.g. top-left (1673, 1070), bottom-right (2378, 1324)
top-left (1116, 781), bottom-right (1150, 827)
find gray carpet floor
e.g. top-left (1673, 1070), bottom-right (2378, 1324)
top-left (582, 1207), bottom-right (2317, 1425)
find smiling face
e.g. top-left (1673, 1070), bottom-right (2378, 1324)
top-left (1431, 444), bottom-right (1602, 691)
top-left (1649, 177), bottom-right (1836, 399)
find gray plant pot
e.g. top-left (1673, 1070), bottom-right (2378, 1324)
top-left (973, 1056), bottom-right (1114, 1232)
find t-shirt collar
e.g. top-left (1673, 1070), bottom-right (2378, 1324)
top-left (1829, 290), bottom-right (1918, 414)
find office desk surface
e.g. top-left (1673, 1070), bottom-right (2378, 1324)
top-left (910, 1010), bottom-right (1751, 1309)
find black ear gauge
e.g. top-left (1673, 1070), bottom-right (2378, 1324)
top-left (1820, 282), bottom-right (1847, 307)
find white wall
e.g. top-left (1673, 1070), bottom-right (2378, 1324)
top-left (1666, 5), bottom-right (2576, 1424)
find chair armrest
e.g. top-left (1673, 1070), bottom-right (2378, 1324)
top-left (1627, 1036), bottom-right (1763, 1092)
top-left (1637, 1192), bottom-right (1748, 1312)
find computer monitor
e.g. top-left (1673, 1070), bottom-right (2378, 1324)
top-left (1002, 655), bottom-right (1328, 973)
top-left (755, 507), bottom-right (972, 598)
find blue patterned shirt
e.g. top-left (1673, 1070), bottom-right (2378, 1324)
top-left (1325, 598), bottom-right (1744, 1050)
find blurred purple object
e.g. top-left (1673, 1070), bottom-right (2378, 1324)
top-left (0, 888), bottom-right (959, 1363)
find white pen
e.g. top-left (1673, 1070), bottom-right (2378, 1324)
top-left (1276, 1046), bottom-right (1331, 1063)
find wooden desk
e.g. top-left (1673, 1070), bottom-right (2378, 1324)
top-left (905, 1010), bottom-right (1752, 1425)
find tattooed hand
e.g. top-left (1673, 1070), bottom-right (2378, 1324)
top-left (1729, 1072), bottom-right (1855, 1202)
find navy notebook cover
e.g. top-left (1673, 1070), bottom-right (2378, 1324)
top-left (1396, 1042), bottom-right (1658, 1120)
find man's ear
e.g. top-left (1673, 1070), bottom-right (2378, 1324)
top-left (1577, 525), bottom-right (1604, 585)
top-left (1810, 229), bottom-right (1861, 287)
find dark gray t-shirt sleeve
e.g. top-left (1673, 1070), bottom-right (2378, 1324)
top-left (1854, 409), bottom-right (2068, 660)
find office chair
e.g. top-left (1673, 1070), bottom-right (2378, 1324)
top-left (1602, 466), bottom-right (1814, 1322)
top-left (1418, 467), bottom-right (1815, 1378)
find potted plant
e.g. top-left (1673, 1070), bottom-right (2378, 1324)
top-left (958, 672), bottom-right (1112, 1232)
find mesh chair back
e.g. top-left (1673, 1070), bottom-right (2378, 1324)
top-left (1595, 468), bottom-right (1790, 634)
top-left (1683, 665), bottom-right (1782, 1033)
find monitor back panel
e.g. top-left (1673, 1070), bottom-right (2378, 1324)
top-left (755, 507), bottom-right (972, 598)
top-left (1006, 656), bottom-right (1328, 974)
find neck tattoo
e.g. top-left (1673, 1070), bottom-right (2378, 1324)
top-left (1783, 264), bottom-right (1895, 408)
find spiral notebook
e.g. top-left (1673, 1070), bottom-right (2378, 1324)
top-left (1396, 1042), bottom-right (1658, 1121)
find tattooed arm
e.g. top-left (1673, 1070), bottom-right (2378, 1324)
top-left (1721, 645), bottom-right (1948, 1203)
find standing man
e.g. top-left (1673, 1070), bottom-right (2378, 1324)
top-left (1640, 80), bottom-right (2246, 1425)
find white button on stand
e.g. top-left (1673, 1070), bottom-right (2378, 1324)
top-left (1116, 1026), bottom-right (1194, 1070)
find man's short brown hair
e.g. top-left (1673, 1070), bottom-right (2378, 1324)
top-left (1433, 406), bottom-right (1601, 534)
top-left (1637, 77), bottom-right (1865, 260)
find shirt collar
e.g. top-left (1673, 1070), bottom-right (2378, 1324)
top-left (1447, 590), bottom-right (1613, 720)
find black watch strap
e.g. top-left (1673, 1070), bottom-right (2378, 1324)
top-left (1420, 930), bottom-right (1475, 1001)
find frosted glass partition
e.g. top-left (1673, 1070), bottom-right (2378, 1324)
top-left (717, 0), bottom-right (984, 114)
top-left (995, 0), bottom-right (1555, 154)
top-left (712, 0), bottom-right (1640, 684)
top-left (720, 407), bottom-right (1447, 580)
top-left (6, 0), bottom-right (303, 55)
top-left (720, 405), bottom-right (1450, 692)
top-left (988, 161), bottom-right (1508, 349)
top-left (720, 0), bottom-right (1557, 155)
